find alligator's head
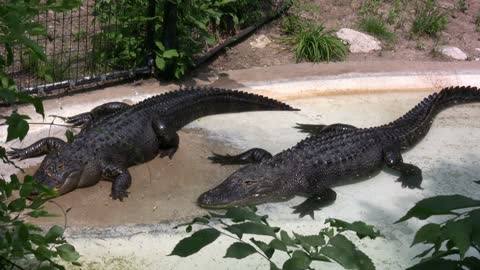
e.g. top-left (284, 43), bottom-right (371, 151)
top-left (197, 164), bottom-right (294, 208)
top-left (32, 152), bottom-right (84, 196)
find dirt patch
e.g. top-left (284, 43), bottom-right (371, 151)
top-left (201, 0), bottom-right (480, 72)
top-left (23, 128), bottom-right (240, 227)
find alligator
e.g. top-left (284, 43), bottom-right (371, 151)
top-left (7, 87), bottom-right (298, 200)
top-left (197, 86), bottom-right (480, 218)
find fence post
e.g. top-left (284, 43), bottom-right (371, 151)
top-left (145, 0), bottom-right (157, 74)
top-left (161, 0), bottom-right (178, 78)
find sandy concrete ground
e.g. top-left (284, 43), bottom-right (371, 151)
top-left (1, 61), bottom-right (480, 269)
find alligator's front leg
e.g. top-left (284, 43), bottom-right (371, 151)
top-left (295, 123), bottom-right (357, 136)
top-left (7, 138), bottom-right (66, 160)
top-left (383, 145), bottom-right (423, 189)
top-left (66, 102), bottom-right (131, 127)
top-left (102, 163), bottom-right (132, 201)
top-left (292, 188), bottom-right (337, 219)
top-left (152, 119), bottom-right (179, 159)
top-left (209, 148), bottom-right (273, 165)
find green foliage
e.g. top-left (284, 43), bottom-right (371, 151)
top-left (0, 175), bottom-right (81, 269)
top-left (171, 206), bottom-right (380, 269)
top-left (386, 0), bottom-right (403, 25)
top-left (454, 0), bottom-right (468, 13)
top-left (411, 0), bottom-right (447, 37)
top-left (359, 0), bottom-right (382, 17)
top-left (281, 12), bottom-right (347, 63)
top-left (397, 194), bottom-right (480, 269)
top-left (359, 16), bottom-right (395, 42)
top-left (20, 54), bottom-right (71, 83)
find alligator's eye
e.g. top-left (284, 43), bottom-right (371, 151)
top-left (244, 180), bottom-right (255, 186)
top-left (58, 164), bottom-right (64, 169)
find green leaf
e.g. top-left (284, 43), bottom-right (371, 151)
top-left (406, 258), bottom-right (461, 270)
top-left (18, 223), bottom-right (29, 242)
top-left (293, 232), bottom-right (325, 251)
top-left (155, 41), bottom-right (165, 51)
top-left (16, 93), bottom-right (44, 117)
top-left (282, 250), bottom-right (311, 270)
top-left (444, 219), bottom-right (472, 258)
top-left (45, 225), bottom-right (64, 243)
top-left (280, 230), bottom-right (297, 246)
top-left (65, 129), bottom-right (74, 143)
top-left (163, 49), bottom-right (179, 58)
top-left (5, 113), bottom-right (30, 142)
top-left (225, 207), bottom-right (266, 223)
top-left (396, 195), bottom-right (480, 223)
top-left (155, 56), bottom-right (166, 70)
top-left (326, 219), bottom-right (382, 239)
top-left (469, 209), bottom-right (480, 248)
top-left (411, 223), bottom-right (442, 246)
top-left (56, 243), bottom-right (80, 262)
top-left (224, 242), bottom-right (257, 259)
top-left (170, 228), bottom-right (220, 257)
top-left (271, 263), bottom-right (281, 270)
top-left (8, 198), bottom-right (26, 212)
top-left (269, 239), bottom-right (288, 252)
top-left (251, 238), bottom-right (274, 259)
top-left (18, 35), bottom-right (46, 61)
top-left (225, 222), bottom-right (276, 239)
top-left (27, 209), bottom-right (58, 218)
top-left (463, 256), bottom-right (480, 270)
top-left (20, 180), bottom-right (34, 197)
top-left (321, 234), bottom-right (375, 270)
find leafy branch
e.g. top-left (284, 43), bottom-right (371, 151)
top-left (396, 194), bottom-right (480, 270)
top-left (171, 206), bottom-right (381, 270)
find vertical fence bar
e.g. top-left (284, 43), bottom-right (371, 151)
top-left (145, 0), bottom-right (156, 73)
top-left (161, 0), bottom-right (178, 78)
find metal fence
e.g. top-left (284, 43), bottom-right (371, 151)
top-left (5, 0), bottom-right (291, 96)
top-left (6, 0), bottom-right (155, 95)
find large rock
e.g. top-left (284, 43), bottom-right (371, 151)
top-left (335, 28), bottom-right (382, 53)
top-left (438, 46), bottom-right (468, 60)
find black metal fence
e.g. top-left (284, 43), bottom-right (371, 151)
top-left (6, 0), bottom-right (156, 95)
top-left (5, 0), bottom-right (291, 96)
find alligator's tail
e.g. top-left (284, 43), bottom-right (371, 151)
top-left (383, 86), bottom-right (480, 148)
top-left (139, 87), bottom-right (298, 130)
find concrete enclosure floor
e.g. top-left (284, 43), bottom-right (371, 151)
top-left (1, 61), bottom-right (480, 269)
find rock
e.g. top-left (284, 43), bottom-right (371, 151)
top-left (475, 48), bottom-right (480, 53)
top-left (250, 35), bottom-right (272, 49)
top-left (438, 46), bottom-right (468, 60)
top-left (335, 28), bottom-right (382, 53)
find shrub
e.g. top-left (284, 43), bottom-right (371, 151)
top-left (411, 0), bottom-right (447, 37)
top-left (359, 16), bottom-right (395, 42)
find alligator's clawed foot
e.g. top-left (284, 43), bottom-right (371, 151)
top-left (111, 190), bottom-right (129, 201)
top-left (474, 180), bottom-right (480, 185)
top-left (294, 123), bottom-right (326, 134)
top-left (292, 197), bottom-right (323, 219)
top-left (158, 147), bottom-right (177, 159)
top-left (396, 167), bottom-right (423, 189)
top-left (65, 112), bottom-right (92, 127)
top-left (208, 153), bottom-right (241, 165)
top-left (6, 148), bottom-right (27, 160)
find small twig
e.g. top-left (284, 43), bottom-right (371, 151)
top-left (48, 200), bottom-right (69, 230)
top-left (0, 255), bottom-right (26, 270)
top-left (0, 122), bottom-right (75, 128)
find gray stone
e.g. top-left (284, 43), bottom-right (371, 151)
top-left (250, 35), bottom-right (272, 49)
top-left (335, 28), bottom-right (382, 53)
top-left (438, 46), bottom-right (468, 60)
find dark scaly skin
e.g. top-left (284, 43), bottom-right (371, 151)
top-left (7, 87), bottom-right (298, 200)
top-left (198, 86), bottom-right (480, 218)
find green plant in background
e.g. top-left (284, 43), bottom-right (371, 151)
top-left (397, 194), bottom-right (480, 269)
top-left (359, 16), bottom-right (395, 42)
top-left (171, 206), bottom-right (381, 270)
top-left (454, 0), bottom-right (468, 13)
top-left (20, 54), bottom-right (71, 83)
top-left (411, 0), bottom-right (447, 37)
top-left (280, 8), bottom-right (347, 63)
top-left (359, 0), bottom-right (381, 17)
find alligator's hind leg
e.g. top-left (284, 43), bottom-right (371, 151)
top-left (295, 123), bottom-right (357, 136)
top-left (102, 163), bottom-right (132, 201)
top-left (65, 102), bottom-right (131, 128)
top-left (292, 188), bottom-right (337, 219)
top-left (152, 120), bottom-right (179, 159)
top-left (7, 138), bottom-right (66, 160)
top-left (383, 145), bottom-right (423, 189)
top-left (209, 148), bottom-right (272, 165)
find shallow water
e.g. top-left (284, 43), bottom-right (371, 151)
top-left (8, 90), bottom-right (480, 269)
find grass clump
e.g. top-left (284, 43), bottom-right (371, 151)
top-left (359, 16), bottom-right (395, 42)
top-left (411, 0), bottom-right (447, 37)
top-left (281, 15), bottom-right (347, 62)
top-left (454, 0), bottom-right (467, 13)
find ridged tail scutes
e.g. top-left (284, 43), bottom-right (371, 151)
top-left (151, 87), bottom-right (299, 130)
top-left (386, 85), bottom-right (480, 148)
